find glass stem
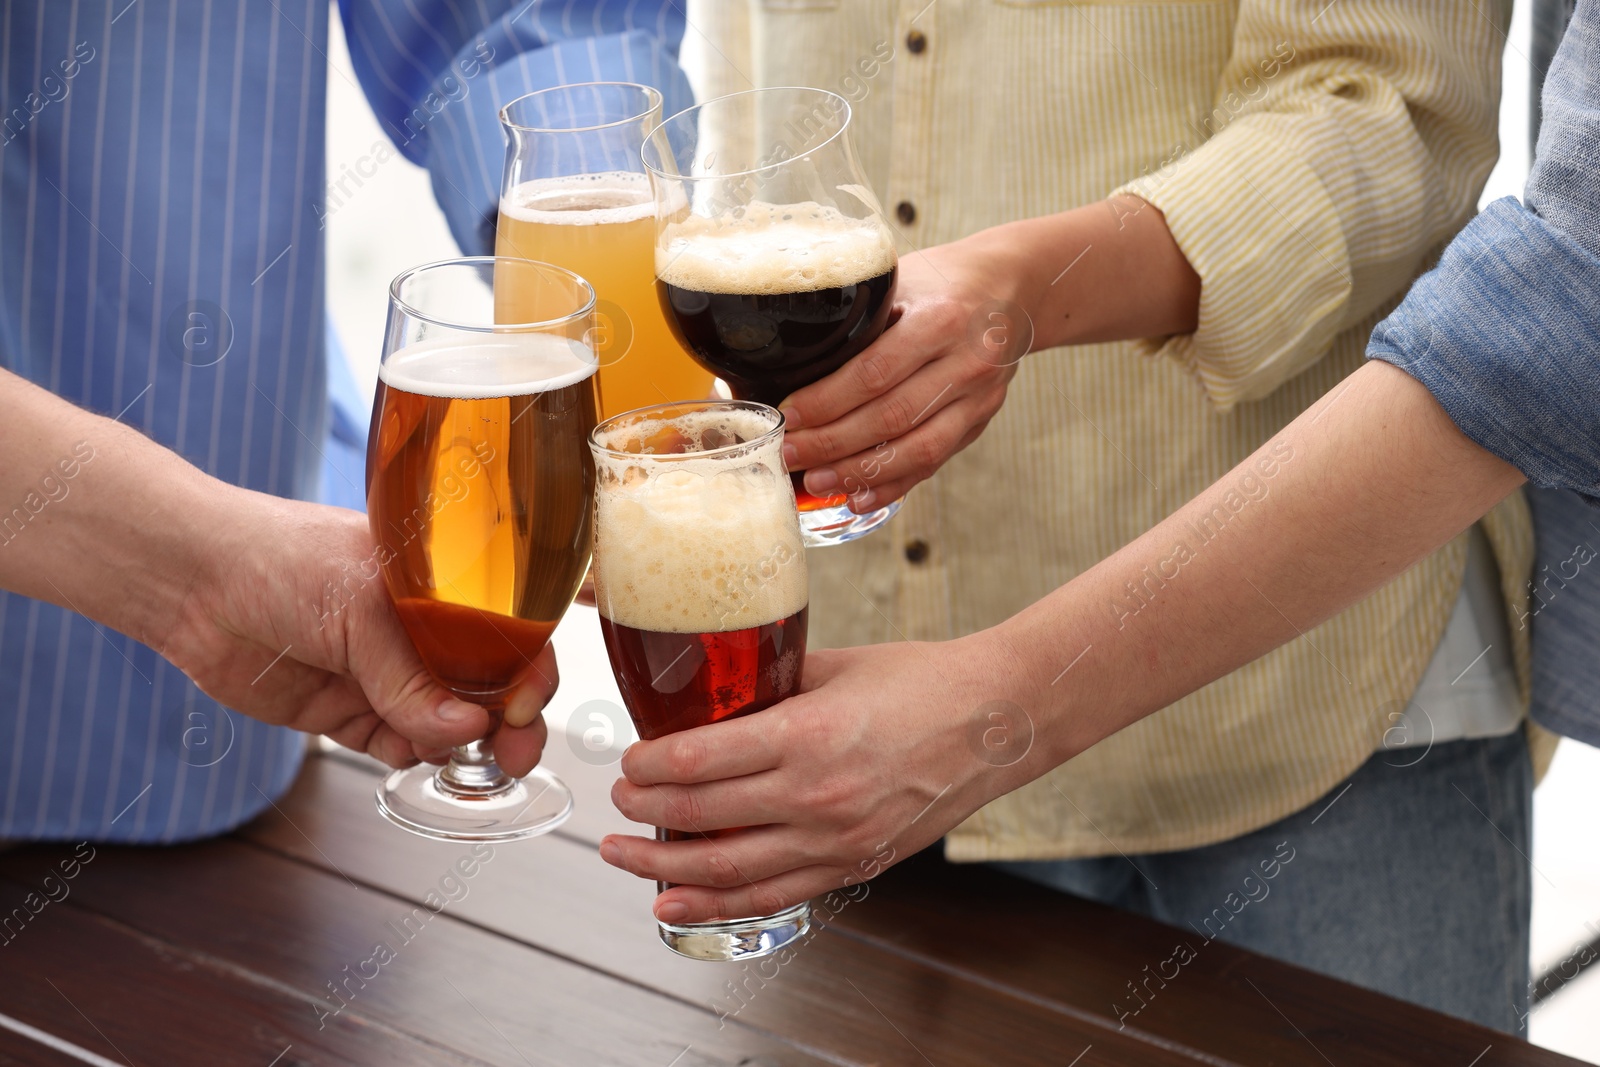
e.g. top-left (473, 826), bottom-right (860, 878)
top-left (437, 737), bottom-right (514, 796)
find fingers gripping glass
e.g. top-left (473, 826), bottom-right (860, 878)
top-left (367, 257), bottom-right (596, 842)
top-left (590, 400), bottom-right (811, 960)
top-left (642, 87), bottom-right (903, 546)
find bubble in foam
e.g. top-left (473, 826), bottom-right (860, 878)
top-left (593, 408), bottom-right (808, 633)
top-left (380, 335), bottom-right (597, 400)
top-left (500, 172), bottom-right (655, 226)
top-left (656, 200), bottom-right (897, 297)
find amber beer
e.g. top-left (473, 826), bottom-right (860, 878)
top-left (591, 403), bottom-right (808, 843)
top-left (655, 202), bottom-right (898, 512)
top-left (367, 335), bottom-right (597, 704)
top-left (496, 173), bottom-right (714, 419)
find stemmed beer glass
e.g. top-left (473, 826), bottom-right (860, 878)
top-left (367, 257), bottom-right (596, 841)
top-left (589, 400), bottom-right (811, 960)
top-left (642, 87), bottom-right (902, 546)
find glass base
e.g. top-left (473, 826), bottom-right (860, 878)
top-left (657, 900), bottom-right (811, 962)
top-left (799, 498), bottom-right (901, 547)
top-left (375, 764), bottom-right (574, 842)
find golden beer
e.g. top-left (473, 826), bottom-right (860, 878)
top-left (366, 335), bottom-right (597, 704)
top-left (497, 172), bottom-right (714, 419)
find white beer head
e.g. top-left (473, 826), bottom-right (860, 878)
top-left (656, 200), bottom-right (896, 296)
top-left (378, 334), bottom-right (598, 399)
top-left (500, 171), bottom-right (655, 226)
top-left (591, 403), bottom-right (808, 633)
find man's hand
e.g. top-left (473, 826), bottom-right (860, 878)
top-left (597, 632), bottom-right (1039, 923)
top-left (779, 246), bottom-right (1026, 513)
top-left (161, 490), bottom-right (557, 773)
top-left (0, 366), bottom-right (560, 774)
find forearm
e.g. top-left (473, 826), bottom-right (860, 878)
top-left (983, 360), bottom-right (1525, 770)
top-left (0, 369), bottom-right (237, 647)
top-left (953, 193), bottom-right (1200, 351)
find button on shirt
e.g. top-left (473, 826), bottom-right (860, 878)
top-left (0, 0), bottom-right (690, 843)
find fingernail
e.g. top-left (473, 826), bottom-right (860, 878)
top-left (599, 840), bottom-right (622, 866)
top-left (656, 900), bottom-right (689, 923)
top-left (782, 443), bottom-right (799, 470)
top-left (805, 468), bottom-right (839, 494)
top-left (439, 700), bottom-right (478, 724)
top-left (779, 406), bottom-right (801, 431)
top-left (503, 686), bottom-right (538, 728)
top-left (851, 489), bottom-right (877, 513)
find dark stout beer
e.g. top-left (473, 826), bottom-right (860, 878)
top-left (655, 203), bottom-right (898, 512)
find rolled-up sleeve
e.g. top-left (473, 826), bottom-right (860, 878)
top-left (339, 0), bottom-right (692, 255)
top-left (1120, 1), bottom-right (1510, 409)
top-left (1366, 0), bottom-right (1600, 500)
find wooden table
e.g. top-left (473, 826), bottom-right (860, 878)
top-left (0, 741), bottom-right (1585, 1066)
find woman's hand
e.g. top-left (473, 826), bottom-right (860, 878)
top-left (779, 243), bottom-right (1030, 513)
top-left (597, 631), bottom-right (1042, 924)
top-left (779, 194), bottom-right (1200, 512)
top-left (162, 490), bottom-right (558, 774)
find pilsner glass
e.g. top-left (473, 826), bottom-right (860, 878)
top-left (589, 400), bottom-right (810, 961)
top-left (368, 257), bottom-right (596, 841)
top-left (497, 83), bottom-right (714, 419)
top-left (642, 87), bottom-right (901, 546)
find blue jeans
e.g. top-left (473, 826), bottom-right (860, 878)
top-left (997, 732), bottom-right (1533, 1034)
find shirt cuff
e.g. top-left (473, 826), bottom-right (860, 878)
top-left (1117, 119), bottom-right (1353, 410)
top-left (1367, 197), bottom-right (1600, 500)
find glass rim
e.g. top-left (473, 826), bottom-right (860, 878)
top-left (589, 399), bottom-right (785, 461)
top-left (642, 86), bottom-right (853, 183)
top-left (499, 82), bottom-right (664, 134)
top-left (387, 256), bottom-right (596, 334)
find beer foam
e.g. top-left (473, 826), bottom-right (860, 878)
top-left (500, 172), bottom-right (655, 226)
top-left (656, 201), bottom-right (896, 296)
top-left (593, 409), bottom-right (808, 633)
top-left (380, 335), bottom-right (597, 400)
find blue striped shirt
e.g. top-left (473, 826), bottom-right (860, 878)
top-left (0, 0), bottom-right (685, 842)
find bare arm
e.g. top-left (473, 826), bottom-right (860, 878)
top-left (599, 359), bottom-right (1526, 922)
top-left (0, 368), bottom-right (554, 772)
top-left (997, 359), bottom-right (1524, 764)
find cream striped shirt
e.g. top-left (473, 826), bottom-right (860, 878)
top-left (686, 0), bottom-right (1550, 859)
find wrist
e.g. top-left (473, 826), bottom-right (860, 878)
top-left (947, 625), bottom-right (1060, 798)
top-left (950, 225), bottom-right (1048, 324)
top-left (87, 423), bottom-right (245, 651)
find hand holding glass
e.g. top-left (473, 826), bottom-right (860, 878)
top-left (590, 400), bottom-right (810, 960)
top-left (367, 257), bottom-right (596, 842)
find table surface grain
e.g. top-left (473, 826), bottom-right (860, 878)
top-left (0, 741), bottom-right (1585, 1067)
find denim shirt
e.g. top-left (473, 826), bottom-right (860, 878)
top-left (1367, 0), bottom-right (1600, 745)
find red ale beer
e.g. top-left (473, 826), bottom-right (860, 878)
top-left (591, 402), bottom-right (808, 845)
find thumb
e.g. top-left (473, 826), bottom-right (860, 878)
top-left (348, 596), bottom-right (490, 750)
top-left (492, 642), bottom-right (560, 778)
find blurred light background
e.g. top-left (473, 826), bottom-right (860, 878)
top-left (323, 9), bottom-right (1599, 1060)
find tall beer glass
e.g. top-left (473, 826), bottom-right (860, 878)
top-left (642, 87), bottom-right (901, 546)
top-left (497, 83), bottom-right (714, 419)
top-left (590, 400), bottom-right (810, 961)
top-left (368, 257), bottom-right (596, 841)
